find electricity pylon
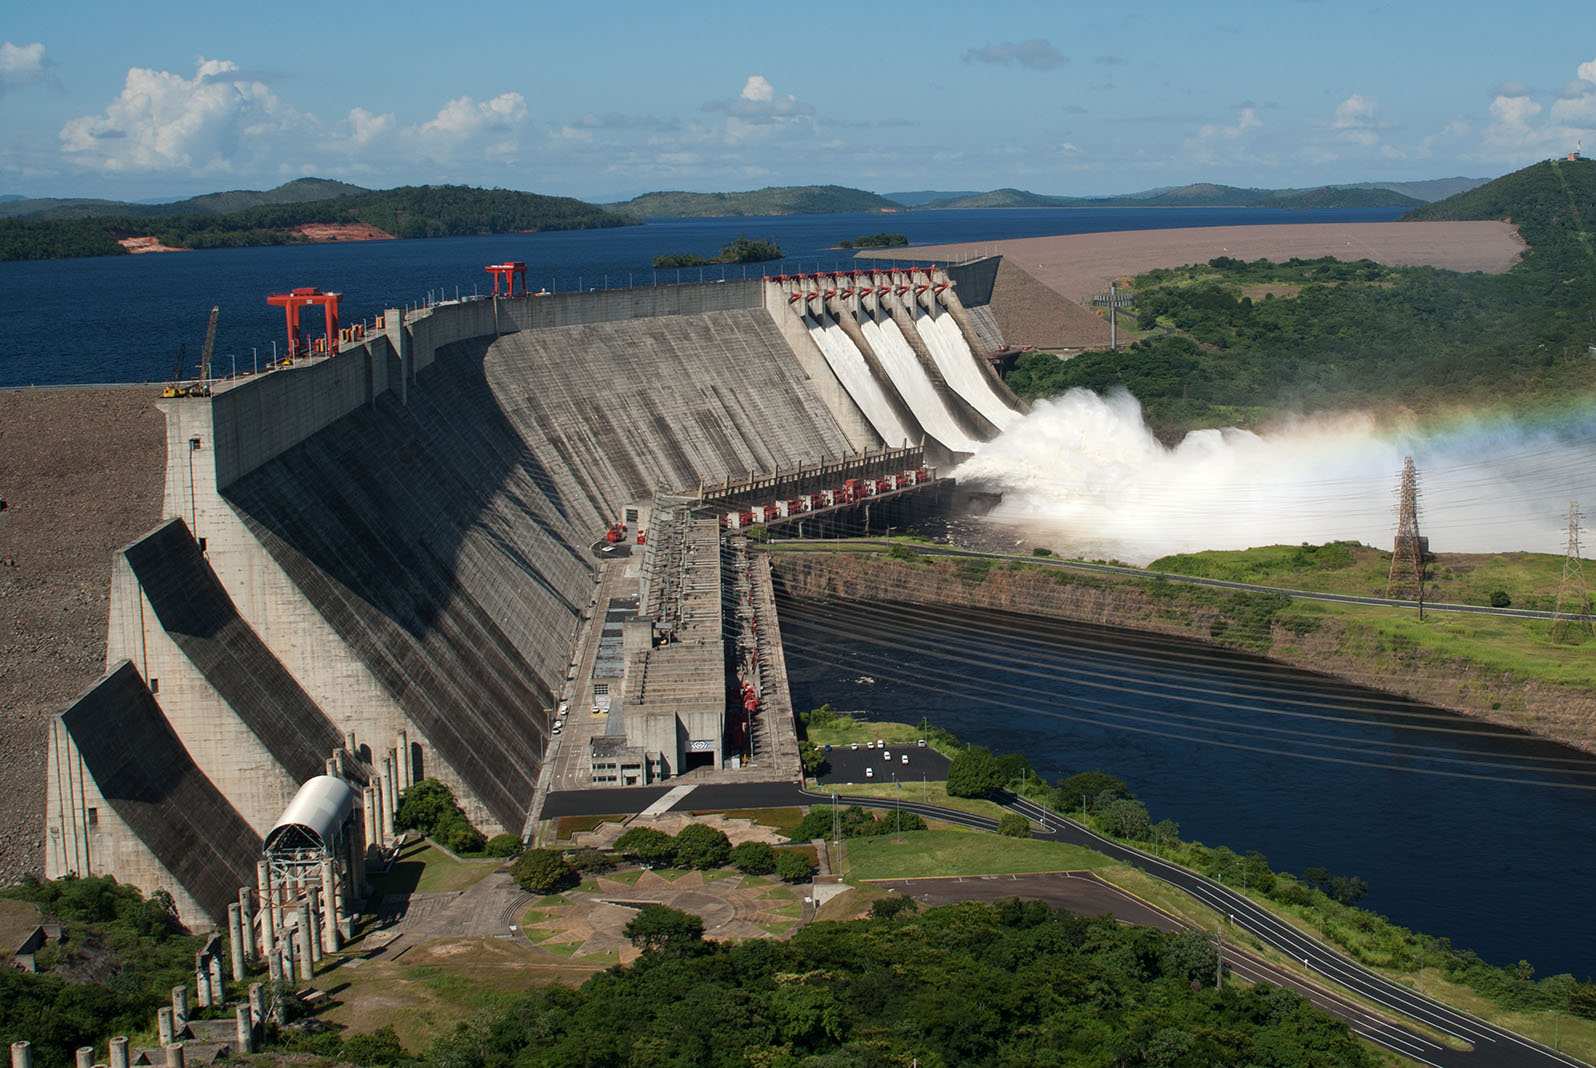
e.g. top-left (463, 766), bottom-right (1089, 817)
top-left (1551, 501), bottom-right (1593, 643)
top-left (1385, 456), bottom-right (1426, 614)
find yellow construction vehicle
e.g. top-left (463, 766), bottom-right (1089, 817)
top-left (160, 306), bottom-right (219, 398)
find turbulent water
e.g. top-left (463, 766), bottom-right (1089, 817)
top-left (955, 389), bottom-right (1596, 563)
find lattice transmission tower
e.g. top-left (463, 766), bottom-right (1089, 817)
top-left (1385, 456), bottom-right (1427, 610)
top-left (1551, 501), bottom-right (1593, 642)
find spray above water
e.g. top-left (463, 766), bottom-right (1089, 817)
top-left (954, 389), bottom-right (1594, 565)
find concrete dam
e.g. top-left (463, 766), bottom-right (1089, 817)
top-left (40, 263), bottom-right (1020, 928)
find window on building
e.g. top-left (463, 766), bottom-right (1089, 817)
top-left (86, 808), bottom-right (98, 827)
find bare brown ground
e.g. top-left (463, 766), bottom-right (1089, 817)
top-left (0, 387), bottom-right (168, 882)
top-left (296, 222), bottom-right (394, 242)
top-left (864, 220), bottom-right (1525, 350)
top-left (116, 236), bottom-right (190, 254)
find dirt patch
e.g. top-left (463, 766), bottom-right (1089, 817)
top-left (0, 387), bottom-right (169, 883)
top-left (296, 222), bottom-right (393, 242)
top-left (116, 236), bottom-right (191, 254)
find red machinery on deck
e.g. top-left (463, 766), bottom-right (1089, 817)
top-left (486, 262), bottom-right (527, 297)
top-left (266, 287), bottom-right (342, 364)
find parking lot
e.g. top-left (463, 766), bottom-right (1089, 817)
top-left (816, 741), bottom-right (950, 788)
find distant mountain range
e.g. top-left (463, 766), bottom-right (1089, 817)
top-left (3, 176), bottom-right (1493, 224)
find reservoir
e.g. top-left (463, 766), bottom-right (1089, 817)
top-left (777, 588), bottom-right (1596, 978)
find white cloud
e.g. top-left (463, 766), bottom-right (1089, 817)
top-left (1197, 106), bottom-right (1261, 142)
top-left (1331, 94), bottom-right (1382, 147)
top-left (1577, 57), bottom-right (1596, 84)
top-left (703, 75), bottom-right (813, 125)
top-left (0, 41), bottom-right (50, 95)
top-left (57, 57), bottom-right (535, 181)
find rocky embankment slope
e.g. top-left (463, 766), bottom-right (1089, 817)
top-left (772, 551), bottom-right (1596, 755)
top-left (0, 388), bottom-right (168, 881)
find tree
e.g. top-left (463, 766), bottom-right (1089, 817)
top-left (1056, 770), bottom-right (1132, 813)
top-left (395, 777), bottom-right (484, 854)
top-left (729, 840), bottom-right (776, 874)
top-left (946, 745), bottom-right (1004, 798)
top-left (510, 848), bottom-right (575, 894)
top-left (623, 904), bottom-right (704, 954)
top-left (775, 850), bottom-right (813, 883)
top-left (341, 1026), bottom-right (405, 1066)
top-left (673, 823), bottom-right (732, 869)
top-left (870, 896), bottom-right (919, 920)
top-left (801, 745), bottom-right (827, 776)
top-left (484, 833), bottom-right (522, 858)
top-left (613, 826), bottom-right (677, 866)
top-left (997, 813), bottom-right (1032, 838)
top-left (1099, 797), bottom-right (1153, 839)
top-left (1329, 875), bottom-right (1369, 905)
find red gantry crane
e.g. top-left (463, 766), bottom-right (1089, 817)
top-left (266, 287), bottom-right (342, 365)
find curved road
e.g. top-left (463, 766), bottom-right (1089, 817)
top-left (543, 780), bottom-right (1586, 1067)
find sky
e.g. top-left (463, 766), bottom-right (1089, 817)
top-left (3, 1), bottom-right (1595, 204)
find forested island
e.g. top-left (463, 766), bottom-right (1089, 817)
top-left (1005, 157), bottom-right (1596, 438)
top-left (837, 231), bottom-right (908, 249)
top-left (613, 184), bottom-right (900, 218)
top-left (652, 235), bottom-right (783, 268)
top-left (0, 183), bottom-right (636, 261)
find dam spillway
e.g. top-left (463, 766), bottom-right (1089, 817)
top-left (40, 267), bottom-right (1021, 926)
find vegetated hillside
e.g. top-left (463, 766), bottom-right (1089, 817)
top-left (1007, 158), bottom-right (1596, 437)
top-left (919, 183), bottom-right (1422, 211)
top-left (423, 901), bottom-right (1376, 1068)
top-left (0, 184), bottom-right (638, 260)
top-left (0, 177), bottom-right (368, 221)
top-left (612, 184), bottom-right (899, 217)
top-left (1403, 157), bottom-right (1596, 265)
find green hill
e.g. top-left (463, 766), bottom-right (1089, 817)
top-left (919, 183), bottom-right (1424, 211)
top-left (1402, 157), bottom-right (1596, 266)
top-left (0, 177), bottom-right (369, 221)
top-left (612, 184), bottom-right (899, 217)
top-left (0, 184), bottom-right (637, 261)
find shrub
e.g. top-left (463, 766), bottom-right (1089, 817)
top-left (729, 841), bottom-right (776, 874)
top-left (510, 849), bottom-right (576, 894)
top-left (341, 1026), bottom-right (405, 1066)
top-left (567, 847), bottom-right (614, 874)
top-left (997, 813), bottom-right (1032, 838)
top-left (484, 833), bottom-right (522, 858)
top-left (673, 824), bottom-right (732, 869)
top-left (775, 850), bottom-right (813, 883)
top-left (395, 778), bottom-right (486, 855)
top-left (1490, 590), bottom-right (1511, 607)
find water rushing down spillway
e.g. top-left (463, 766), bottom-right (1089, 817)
top-left (807, 318), bottom-right (915, 447)
top-left (917, 309), bottom-right (1023, 431)
top-left (859, 316), bottom-right (983, 453)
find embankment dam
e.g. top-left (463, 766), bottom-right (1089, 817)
top-left (20, 264), bottom-right (1021, 925)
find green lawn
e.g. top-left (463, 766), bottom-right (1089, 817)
top-left (841, 828), bottom-right (1114, 882)
top-left (365, 838), bottom-right (502, 901)
top-left (806, 716), bottom-right (934, 750)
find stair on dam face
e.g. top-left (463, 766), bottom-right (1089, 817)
top-left (223, 340), bottom-right (587, 833)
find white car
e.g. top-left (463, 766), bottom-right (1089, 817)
top-left (882, 751), bottom-right (891, 761)
top-left (551, 719), bottom-right (563, 734)
top-left (901, 754), bottom-right (909, 764)
top-left (850, 742), bottom-right (858, 750)
top-left (865, 767), bottom-right (874, 779)
top-left (866, 741), bottom-right (875, 749)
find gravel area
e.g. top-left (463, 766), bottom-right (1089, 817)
top-left (865, 220), bottom-right (1525, 349)
top-left (0, 386), bottom-right (167, 882)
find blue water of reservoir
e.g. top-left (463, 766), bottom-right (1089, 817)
top-left (778, 591), bottom-right (1596, 978)
top-left (0, 205), bottom-right (1403, 388)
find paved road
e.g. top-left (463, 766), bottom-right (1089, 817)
top-left (539, 780), bottom-right (1586, 1066)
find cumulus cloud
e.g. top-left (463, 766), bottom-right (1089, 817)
top-left (0, 41), bottom-right (51, 94)
top-left (703, 75), bottom-right (813, 123)
top-left (57, 57), bottom-right (535, 180)
top-left (962, 40), bottom-right (1065, 70)
top-left (1479, 62), bottom-right (1593, 158)
top-left (1332, 93), bottom-right (1383, 146)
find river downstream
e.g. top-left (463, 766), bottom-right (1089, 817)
top-left (777, 589), bottom-right (1596, 978)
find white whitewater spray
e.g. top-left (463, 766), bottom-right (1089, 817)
top-left (954, 389), bottom-right (1595, 565)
